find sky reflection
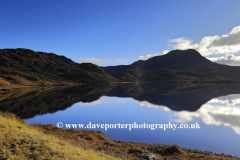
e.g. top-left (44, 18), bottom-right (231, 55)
top-left (23, 94), bottom-right (240, 156)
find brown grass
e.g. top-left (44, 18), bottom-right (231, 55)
top-left (0, 112), bottom-right (238, 160)
top-left (0, 112), bottom-right (118, 160)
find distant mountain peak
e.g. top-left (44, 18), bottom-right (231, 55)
top-left (102, 49), bottom-right (240, 81)
top-left (165, 49), bottom-right (202, 57)
top-left (162, 49), bottom-right (209, 62)
top-left (130, 49), bottom-right (212, 70)
top-left (132, 49), bottom-right (205, 66)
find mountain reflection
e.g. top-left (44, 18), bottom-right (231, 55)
top-left (171, 95), bottom-right (240, 135)
top-left (1, 82), bottom-right (240, 135)
top-left (133, 95), bottom-right (240, 135)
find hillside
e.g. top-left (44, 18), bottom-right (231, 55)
top-left (0, 112), bottom-right (118, 160)
top-left (0, 48), bottom-right (238, 91)
top-left (0, 48), bottom-right (119, 89)
top-left (101, 49), bottom-right (240, 82)
top-left (118, 67), bottom-right (233, 83)
top-left (1, 112), bottom-right (237, 160)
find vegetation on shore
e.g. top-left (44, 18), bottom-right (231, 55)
top-left (0, 48), bottom-right (119, 90)
top-left (0, 112), bottom-right (238, 160)
top-left (0, 112), bottom-right (118, 160)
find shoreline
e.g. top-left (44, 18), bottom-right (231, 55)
top-left (111, 140), bottom-right (240, 159)
top-left (29, 123), bottom-right (240, 160)
top-left (0, 80), bottom-right (239, 94)
top-left (0, 112), bottom-right (239, 160)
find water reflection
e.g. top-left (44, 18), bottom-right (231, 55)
top-left (135, 100), bottom-right (171, 112)
top-left (171, 94), bottom-right (240, 135)
top-left (1, 84), bottom-right (240, 156)
top-left (1, 83), bottom-right (240, 123)
top-left (79, 99), bottom-right (112, 106)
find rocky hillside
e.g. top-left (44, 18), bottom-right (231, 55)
top-left (118, 67), bottom-right (233, 83)
top-left (0, 48), bottom-right (237, 90)
top-left (0, 48), bottom-right (119, 89)
top-left (102, 49), bottom-right (240, 82)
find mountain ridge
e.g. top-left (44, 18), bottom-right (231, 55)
top-left (101, 49), bottom-right (240, 81)
top-left (0, 48), bottom-right (238, 91)
top-left (0, 48), bottom-right (119, 89)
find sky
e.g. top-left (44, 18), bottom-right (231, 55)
top-left (1, 0), bottom-right (240, 66)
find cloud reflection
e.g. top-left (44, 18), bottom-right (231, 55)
top-left (78, 95), bottom-right (240, 135)
top-left (78, 98), bottom-right (126, 106)
top-left (135, 100), bottom-right (171, 111)
top-left (78, 99), bottom-right (111, 106)
top-left (170, 94), bottom-right (240, 135)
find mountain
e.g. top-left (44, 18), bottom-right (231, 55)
top-left (0, 48), bottom-right (119, 89)
top-left (131, 49), bottom-right (213, 71)
top-left (101, 49), bottom-right (240, 82)
top-left (0, 48), bottom-right (238, 91)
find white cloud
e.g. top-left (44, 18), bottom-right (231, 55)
top-left (116, 59), bottom-right (126, 63)
top-left (208, 94), bottom-right (240, 106)
top-left (135, 50), bottom-right (169, 61)
top-left (79, 58), bottom-right (127, 65)
top-left (79, 58), bottom-right (111, 64)
top-left (212, 26), bottom-right (240, 46)
top-left (207, 54), bottom-right (240, 66)
top-left (136, 26), bottom-right (240, 64)
top-left (168, 26), bottom-right (240, 56)
top-left (168, 37), bottom-right (199, 50)
top-left (117, 99), bottom-right (126, 103)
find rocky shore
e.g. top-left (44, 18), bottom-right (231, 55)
top-left (112, 140), bottom-right (240, 160)
top-left (181, 148), bottom-right (239, 160)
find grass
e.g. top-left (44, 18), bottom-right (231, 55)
top-left (0, 112), bottom-right (238, 160)
top-left (0, 112), bottom-right (118, 160)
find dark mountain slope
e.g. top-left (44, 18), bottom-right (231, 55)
top-left (78, 63), bottom-right (110, 75)
top-left (131, 49), bottom-right (213, 71)
top-left (0, 48), bottom-right (119, 88)
top-left (101, 49), bottom-right (240, 81)
top-left (118, 67), bottom-right (232, 84)
top-left (100, 64), bottom-right (130, 78)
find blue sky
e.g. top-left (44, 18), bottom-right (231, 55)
top-left (1, 0), bottom-right (240, 66)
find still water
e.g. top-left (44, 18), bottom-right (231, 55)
top-left (1, 84), bottom-right (240, 156)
